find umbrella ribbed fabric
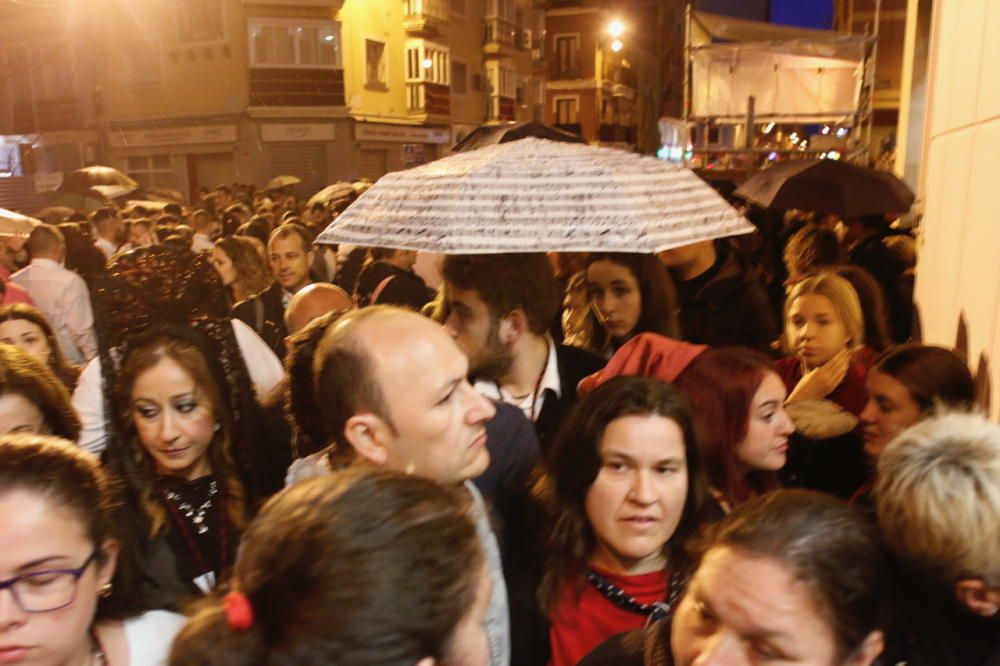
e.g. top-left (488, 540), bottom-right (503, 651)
top-left (317, 138), bottom-right (754, 254)
top-left (0, 208), bottom-right (42, 237)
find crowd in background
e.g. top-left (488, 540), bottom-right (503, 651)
top-left (0, 179), bottom-right (996, 666)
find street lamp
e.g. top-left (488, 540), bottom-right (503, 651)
top-left (608, 19), bottom-right (625, 38)
top-left (610, 39), bottom-right (623, 52)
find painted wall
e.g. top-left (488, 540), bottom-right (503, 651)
top-left (912, 0), bottom-right (1000, 416)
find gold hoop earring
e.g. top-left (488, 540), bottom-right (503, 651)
top-left (99, 583), bottom-right (113, 598)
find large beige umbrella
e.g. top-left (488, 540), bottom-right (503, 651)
top-left (307, 182), bottom-right (355, 208)
top-left (265, 175), bottom-right (301, 191)
top-left (0, 208), bottom-right (42, 238)
top-left (316, 138), bottom-right (754, 253)
top-left (59, 166), bottom-right (138, 191)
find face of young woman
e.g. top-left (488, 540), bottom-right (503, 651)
top-left (785, 294), bottom-right (851, 370)
top-left (671, 546), bottom-right (880, 666)
top-left (0, 320), bottom-right (53, 367)
top-left (131, 356), bottom-right (217, 481)
top-left (586, 260), bottom-right (643, 340)
top-left (0, 489), bottom-right (115, 666)
top-left (210, 248), bottom-right (237, 287)
top-left (0, 393), bottom-right (49, 436)
top-left (859, 370), bottom-right (923, 459)
top-left (585, 414), bottom-right (689, 575)
top-left (736, 373), bottom-right (795, 473)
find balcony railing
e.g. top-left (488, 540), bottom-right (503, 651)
top-left (407, 81), bottom-right (451, 117)
top-left (249, 68), bottom-right (345, 107)
top-left (483, 17), bottom-right (516, 45)
top-left (550, 62), bottom-right (581, 80)
top-left (12, 97), bottom-right (79, 134)
top-left (405, 0), bottom-right (449, 21)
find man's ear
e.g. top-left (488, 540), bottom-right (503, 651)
top-left (847, 630), bottom-right (884, 666)
top-left (501, 309), bottom-right (529, 344)
top-left (97, 539), bottom-right (120, 588)
top-left (955, 579), bottom-right (1000, 617)
top-left (343, 413), bottom-right (390, 466)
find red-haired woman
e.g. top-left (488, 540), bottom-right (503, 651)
top-left (675, 347), bottom-right (795, 513)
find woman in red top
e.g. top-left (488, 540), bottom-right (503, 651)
top-left (537, 376), bottom-right (704, 666)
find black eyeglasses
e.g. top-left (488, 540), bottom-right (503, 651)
top-left (0, 551), bottom-right (98, 613)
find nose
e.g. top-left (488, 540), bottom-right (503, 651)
top-left (628, 470), bottom-right (656, 505)
top-left (0, 586), bottom-right (27, 628)
top-left (464, 384), bottom-right (496, 425)
top-left (158, 410), bottom-right (181, 444)
top-left (691, 631), bottom-right (748, 666)
top-left (777, 406), bottom-right (795, 436)
top-left (859, 399), bottom-right (878, 426)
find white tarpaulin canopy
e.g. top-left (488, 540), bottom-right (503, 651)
top-left (689, 11), bottom-right (870, 124)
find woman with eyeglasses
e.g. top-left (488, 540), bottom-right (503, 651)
top-left (0, 433), bottom-right (185, 665)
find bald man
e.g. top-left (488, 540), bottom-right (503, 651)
top-left (284, 282), bottom-right (353, 335)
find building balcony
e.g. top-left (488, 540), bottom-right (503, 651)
top-left (403, 0), bottom-right (449, 36)
top-left (598, 123), bottom-right (635, 144)
top-left (407, 81), bottom-right (451, 122)
top-left (550, 63), bottom-right (582, 80)
top-left (488, 96), bottom-right (516, 122)
top-left (12, 97), bottom-right (80, 134)
top-left (483, 17), bottom-right (518, 57)
top-left (249, 68), bottom-right (346, 107)
top-left (553, 122), bottom-right (583, 137)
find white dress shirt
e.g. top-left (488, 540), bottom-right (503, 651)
top-left (10, 258), bottom-right (98, 364)
top-left (72, 318), bottom-right (284, 457)
top-left (191, 233), bottom-right (215, 253)
top-left (95, 236), bottom-right (118, 260)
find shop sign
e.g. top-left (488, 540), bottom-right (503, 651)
top-left (109, 125), bottom-right (238, 148)
top-left (355, 123), bottom-right (450, 144)
top-left (34, 172), bottom-right (63, 193)
top-left (261, 123), bottom-right (336, 142)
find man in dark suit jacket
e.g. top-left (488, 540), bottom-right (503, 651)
top-left (233, 222), bottom-right (316, 359)
top-left (441, 253), bottom-right (605, 453)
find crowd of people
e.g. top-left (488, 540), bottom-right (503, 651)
top-left (0, 180), bottom-right (996, 666)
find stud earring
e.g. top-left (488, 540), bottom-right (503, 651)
top-left (213, 422), bottom-right (221, 432)
top-left (99, 583), bottom-right (113, 598)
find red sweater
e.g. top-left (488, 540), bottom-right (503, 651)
top-left (548, 567), bottom-right (668, 666)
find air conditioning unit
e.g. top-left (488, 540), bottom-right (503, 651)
top-left (521, 29), bottom-right (533, 49)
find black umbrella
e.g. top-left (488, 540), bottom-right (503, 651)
top-left (733, 159), bottom-right (914, 218)
top-left (451, 120), bottom-right (585, 153)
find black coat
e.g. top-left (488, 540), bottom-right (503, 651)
top-left (232, 282), bottom-right (287, 359)
top-left (535, 344), bottom-right (606, 454)
top-left (674, 248), bottom-right (779, 354)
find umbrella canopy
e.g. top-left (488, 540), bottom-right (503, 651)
top-left (52, 188), bottom-right (109, 213)
top-left (317, 138), bottom-right (754, 254)
top-left (142, 187), bottom-right (186, 204)
top-left (33, 206), bottom-right (76, 222)
top-left (124, 199), bottom-right (170, 212)
top-left (59, 166), bottom-right (138, 192)
top-left (0, 208), bottom-right (42, 238)
top-left (451, 121), bottom-right (586, 153)
top-left (307, 182), bottom-right (355, 208)
top-left (91, 184), bottom-right (138, 200)
top-left (266, 175), bottom-right (301, 191)
top-left (733, 159), bottom-right (915, 217)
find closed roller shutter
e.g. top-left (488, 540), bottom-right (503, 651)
top-left (269, 142), bottom-right (328, 200)
top-left (359, 149), bottom-right (388, 180)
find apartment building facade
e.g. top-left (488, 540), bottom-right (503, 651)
top-left (0, 0), bottom-right (546, 206)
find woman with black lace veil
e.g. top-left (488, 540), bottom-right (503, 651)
top-left (91, 245), bottom-right (279, 612)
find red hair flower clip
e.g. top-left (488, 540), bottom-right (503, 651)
top-left (224, 590), bottom-right (254, 631)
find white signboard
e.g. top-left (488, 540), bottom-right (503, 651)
top-left (355, 123), bottom-right (450, 144)
top-left (33, 172), bottom-right (64, 193)
top-left (109, 125), bottom-right (238, 148)
top-left (261, 123), bottom-right (336, 142)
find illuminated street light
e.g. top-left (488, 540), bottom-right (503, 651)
top-left (821, 125), bottom-right (831, 135)
top-left (610, 39), bottom-right (623, 52)
top-left (836, 127), bottom-right (849, 138)
top-left (763, 122), bottom-right (775, 134)
top-left (422, 58), bottom-right (433, 69)
top-left (608, 19), bottom-right (625, 37)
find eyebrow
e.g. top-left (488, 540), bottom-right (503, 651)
top-left (757, 400), bottom-right (781, 410)
top-left (436, 377), bottom-right (464, 401)
top-left (15, 555), bottom-right (71, 571)
top-left (602, 450), bottom-right (684, 465)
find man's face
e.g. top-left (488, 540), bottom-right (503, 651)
top-left (129, 223), bottom-right (154, 248)
top-left (368, 315), bottom-right (496, 485)
top-left (443, 284), bottom-right (514, 381)
top-left (269, 234), bottom-right (315, 293)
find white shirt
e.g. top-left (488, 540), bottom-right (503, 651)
top-left (191, 233), bottom-right (215, 253)
top-left (124, 610), bottom-right (187, 665)
top-left (72, 318), bottom-right (284, 457)
top-left (474, 335), bottom-right (562, 422)
top-left (10, 258), bottom-right (98, 364)
top-left (95, 236), bottom-right (118, 260)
